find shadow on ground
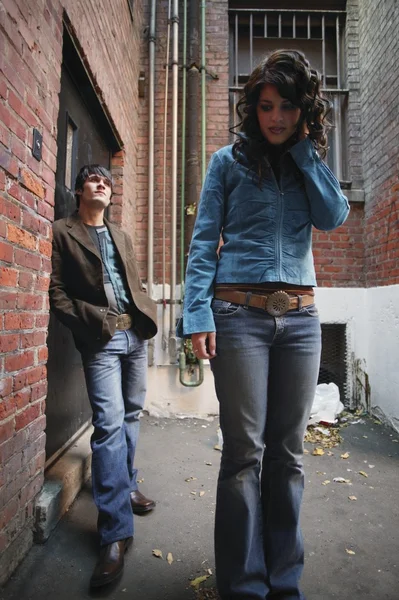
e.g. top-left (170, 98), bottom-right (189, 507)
top-left (1, 414), bottom-right (398, 600)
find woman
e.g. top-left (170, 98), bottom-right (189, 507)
top-left (180, 50), bottom-right (349, 599)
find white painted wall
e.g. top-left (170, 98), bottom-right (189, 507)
top-left (146, 284), bottom-right (399, 432)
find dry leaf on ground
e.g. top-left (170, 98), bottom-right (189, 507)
top-left (346, 549), bottom-right (356, 555)
top-left (312, 447), bottom-right (325, 456)
top-left (340, 452), bottom-right (350, 459)
top-left (348, 495), bottom-right (357, 501)
top-left (152, 549), bottom-right (163, 559)
top-left (190, 574), bottom-right (211, 589)
top-left (359, 470), bottom-right (368, 478)
top-left (166, 552), bottom-right (173, 565)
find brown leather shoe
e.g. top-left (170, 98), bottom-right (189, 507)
top-left (130, 490), bottom-right (156, 514)
top-left (90, 537), bottom-right (133, 588)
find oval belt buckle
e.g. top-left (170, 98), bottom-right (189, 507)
top-left (266, 291), bottom-right (291, 317)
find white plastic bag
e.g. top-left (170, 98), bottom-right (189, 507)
top-left (309, 382), bottom-right (344, 425)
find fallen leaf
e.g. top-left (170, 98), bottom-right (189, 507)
top-left (322, 480), bottom-right (331, 486)
top-left (166, 552), bottom-right (173, 565)
top-left (205, 462), bottom-right (212, 466)
top-left (348, 495), bottom-right (357, 501)
top-left (341, 452), bottom-right (350, 459)
top-left (373, 420), bottom-right (382, 425)
top-left (359, 470), bottom-right (368, 478)
top-left (214, 444), bottom-right (222, 451)
top-left (362, 435), bottom-right (368, 439)
top-left (392, 440), bottom-right (399, 443)
top-left (190, 491), bottom-right (197, 495)
top-left (346, 549), bottom-right (356, 555)
top-left (368, 465), bottom-right (375, 469)
top-left (190, 574), bottom-right (211, 589)
top-left (137, 478), bottom-right (144, 483)
top-left (303, 449), bottom-right (310, 454)
top-left (207, 568), bottom-right (213, 575)
top-left (327, 451), bottom-right (334, 456)
top-left (333, 477), bottom-right (351, 484)
top-left (199, 491), bottom-right (205, 497)
top-left (185, 476), bottom-right (197, 482)
top-left (152, 549), bottom-right (163, 559)
top-left (313, 447), bottom-right (325, 456)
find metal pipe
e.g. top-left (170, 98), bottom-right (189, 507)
top-left (201, 0), bottom-right (207, 183)
top-left (336, 15), bottom-right (341, 89)
top-left (322, 15), bottom-right (326, 87)
top-left (147, 0), bottom-right (157, 300)
top-left (162, 1), bottom-right (171, 350)
top-left (250, 13), bottom-right (253, 70)
top-left (235, 13), bottom-right (238, 86)
top-left (180, 0), bottom-right (188, 302)
top-left (228, 8), bottom-right (346, 14)
top-left (147, 0), bottom-right (157, 366)
top-left (185, 0), bottom-right (200, 274)
top-left (168, 0), bottom-right (179, 360)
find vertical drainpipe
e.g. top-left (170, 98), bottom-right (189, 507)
top-left (201, 0), bottom-right (206, 183)
top-left (147, 0), bottom-right (156, 366)
top-left (168, 0), bottom-right (179, 361)
top-left (180, 0), bottom-right (187, 300)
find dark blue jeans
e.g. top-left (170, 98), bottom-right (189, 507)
top-left (210, 300), bottom-right (321, 600)
top-left (81, 328), bottom-right (148, 546)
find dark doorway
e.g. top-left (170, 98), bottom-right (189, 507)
top-left (45, 26), bottom-right (120, 461)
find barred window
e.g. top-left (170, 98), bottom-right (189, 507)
top-left (229, 4), bottom-right (348, 182)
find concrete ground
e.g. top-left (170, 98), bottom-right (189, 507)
top-left (1, 414), bottom-right (399, 600)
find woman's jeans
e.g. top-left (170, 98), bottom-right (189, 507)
top-left (210, 300), bottom-right (321, 600)
top-left (81, 328), bottom-right (148, 546)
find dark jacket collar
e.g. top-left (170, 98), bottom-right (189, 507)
top-left (65, 211), bottom-right (126, 264)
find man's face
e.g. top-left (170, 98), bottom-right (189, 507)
top-left (77, 174), bottom-right (112, 209)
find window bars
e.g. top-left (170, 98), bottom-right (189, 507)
top-left (229, 8), bottom-right (348, 181)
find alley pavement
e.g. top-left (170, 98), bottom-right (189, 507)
top-left (1, 414), bottom-right (399, 600)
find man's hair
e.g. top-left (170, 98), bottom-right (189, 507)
top-left (74, 164), bottom-right (113, 208)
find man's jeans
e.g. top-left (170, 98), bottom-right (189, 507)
top-left (81, 328), bottom-right (148, 546)
top-left (210, 299), bottom-right (321, 600)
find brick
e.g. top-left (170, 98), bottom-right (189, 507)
top-left (14, 249), bottom-right (41, 271)
top-left (0, 267), bottom-right (18, 287)
top-left (19, 169), bottom-right (45, 199)
top-left (4, 311), bottom-right (35, 330)
top-left (4, 350), bottom-right (34, 373)
top-left (0, 240), bottom-right (13, 262)
top-left (20, 331), bottom-right (46, 350)
top-left (7, 224), bottom-right (37, 250)
top-left (38, 238), bottom-right (51, 257)
top-left (0, 334), bottom-right (19, 353)
top-left (15, 403), bottom-right (40, 432)
top-left (0, 147), bottom-right (18, 178)
top-left (0, 291), bottom-right (17, 309)
top-left (0, 377), bottom-right (13, 399)
top-left (0, 419), bottom-right (14, 445)
top-left (18, 271), bottom-right (34, 289)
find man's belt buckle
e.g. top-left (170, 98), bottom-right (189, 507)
top-left (265, 291), bottom-right (291, 317)
top-left (116, 313), bottom-right (132, 330)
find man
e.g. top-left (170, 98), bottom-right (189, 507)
top-left (49, 164), bottom-right (158, 587)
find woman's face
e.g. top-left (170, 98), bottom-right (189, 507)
top-left (256, 84), bottom-right (301, 145)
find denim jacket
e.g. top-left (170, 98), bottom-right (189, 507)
top-left (180, 137), bottom-right (350, 336)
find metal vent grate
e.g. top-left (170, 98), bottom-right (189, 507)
top-left (318, 323), bottom-right (348, 403)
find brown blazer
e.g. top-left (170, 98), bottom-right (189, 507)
top-left (49, 212), bottom-right (157, 349)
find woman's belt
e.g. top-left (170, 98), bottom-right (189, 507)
top-left (214, 290), bottom-right (314, 317)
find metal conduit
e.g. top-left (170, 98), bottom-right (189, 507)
top-left (168, 0), bottom-right (179, 360)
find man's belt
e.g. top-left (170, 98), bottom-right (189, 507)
top-left (214, 290), bottom-right (314, 317)
top-left (115, 313), bottom-right (133, 330)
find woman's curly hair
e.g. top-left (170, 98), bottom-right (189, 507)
top-left (232, 49), bottom-right (331, 180)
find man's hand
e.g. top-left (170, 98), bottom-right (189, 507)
top-left (191, 332), bottom-right (216, 360)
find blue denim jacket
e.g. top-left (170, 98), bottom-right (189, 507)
top-left (179, 137), bottom-right (349, 336)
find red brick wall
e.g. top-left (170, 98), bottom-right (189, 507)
top-left (0, 0), bottom-right (62, 582)
top-left (0, 0), bottom-right (144, 583)
top-left (358, 0), bottom-right (399, 286)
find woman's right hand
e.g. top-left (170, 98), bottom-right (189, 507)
top-left (191, 332), bottom-right (217, 360)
